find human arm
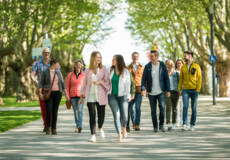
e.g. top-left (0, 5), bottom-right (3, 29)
top-left (97, 66), bottom-right (111, 92)
top-left (65, 73), bottom-right (71, 100)
top-left (141, 65), bottom-right (147, 96)
top-left (196, 65), bottom-right (202, 92)
top-left (31, 71), bottom-right (38, 86)
top-left (130, 73), bottom-right (135, 99)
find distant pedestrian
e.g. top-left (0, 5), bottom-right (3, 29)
top-left (165, 60), bottom-right (180, 131)
top-left (175, 59), bottom-right (184, 127)
top-left (141, 50), bottom-right (170, 132)
top-left (126, 52), bottom-right (144, 132)
top-left (39, 58), bottom-right (69, 135)
top-left (108, 55), bottom-right (131, 142)
top-left (66, 60), bottom-right (85, 133)
top-left (79, 51), bottom-right (111, 142)
top-left (178, 51), bottom-right (202, 131)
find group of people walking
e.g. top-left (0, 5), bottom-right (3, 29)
top-left (31, 48), bottom-right (202, 142)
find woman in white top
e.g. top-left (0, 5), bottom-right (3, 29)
top-left (108, 55), bottom-right (131, 142)
top-left (79, 51), bottom-right (111, 142)
top-left (165, 60), bottom-right (180, 130)
top-left (175, 59), bottom-right (184, 127)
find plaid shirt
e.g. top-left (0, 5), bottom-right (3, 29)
top-left (32, 58), bottom-right (60, 81)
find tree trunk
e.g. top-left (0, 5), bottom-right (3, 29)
top-left (0, 65), bottom-right (5, 105)
top-left (216, 60), bottom-right (230, 97)
top-left (16, 68), bottom-right (38, 102)
top-left (3, 68), bottom-right (17, 96)
top-left (198, 61), bottom-right (211, 95)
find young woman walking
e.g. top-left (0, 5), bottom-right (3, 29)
top-left (79, 51), bottom-right (111, 142)
top-left (108, 55), bottom-right (131, 142)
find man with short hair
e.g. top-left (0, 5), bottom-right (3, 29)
top-left (178, 51), bottom-right (202, 131)
top-left (141, 50), bottom-right (170, 132)
top-left (31, 48), bottom-right (52, 132)
top-left (127, 52), bottom-right (144, 132)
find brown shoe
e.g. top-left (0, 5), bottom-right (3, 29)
top-left (46, 127), bottom-right (51, 134)
top-left (52, 129), bottom-right (57, 135)
top-left (133, 123), bottom-right (136, 129)
top-left (135, 125), bottom-right (140, 131)
top-left (78, 127), bottom-right (82, 133)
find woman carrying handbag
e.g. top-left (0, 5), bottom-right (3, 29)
top-left (39, 58), bottom-right (69, 135)
top-left (66, 60), bottom-right (85, 133)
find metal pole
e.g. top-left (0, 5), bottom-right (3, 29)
top-left (210, 0), bottom-right (216, 105)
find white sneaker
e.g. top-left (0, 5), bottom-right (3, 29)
top-left (172, 125), bottom-right (176, 130)
top-left (182, 124), bottom-right (188, 131)
top-left (89, 135), bottom-right (96, 142)
top-left (189, 125), bottom-right (195, 131)
top-left (168, 124), bottom-right (172, 131)
top-left (99, 128), bottom-right (105, 139)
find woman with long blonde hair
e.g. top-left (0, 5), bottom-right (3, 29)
top-left (79, 51), bottom-right (111, 142)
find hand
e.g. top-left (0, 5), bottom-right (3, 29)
top-left (34, 80), bottom-right (38, 86)
top-left (65, 94), bottom-right (69, 100)
top-left (127, 98), bottom-right (130, 102)
top-left (145, 91), bottom-right (148, 97)
top-left (166, 92), bottom-right (171, 97)
top-left (103, 78), bottom-right (108, 83)
top-left (93, 81), bottom-right (101, 85)
top-left (131, 96), bottom-right (134, 100)
top-left (179, 91), bottom-right (182, 96)
top-left (141, 91), bottom-right (145, 96)
top-left (39, 94), bottom-right (44, 100)
top-left (79, 97), bottom-right (83, 104)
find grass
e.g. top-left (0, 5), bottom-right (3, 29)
top-left (0, 96), bottom-right (66, 107)
top-left (0, 110), bottom-right (42, 133)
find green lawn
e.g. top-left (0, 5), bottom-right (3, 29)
top-left (1, 96), bottom-right (66, 107)
top-left (0, 110), bottom-right (42, 133)
top-left (0, 96), bottom-right (66, 132)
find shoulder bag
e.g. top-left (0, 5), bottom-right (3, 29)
top-left (41, 70), bottom-right (56, 100)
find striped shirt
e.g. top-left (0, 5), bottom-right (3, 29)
top-left (32, 58), bottom-right (60, 81)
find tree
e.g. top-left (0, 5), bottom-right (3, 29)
top-left (0, 0), bottom-right (121, 103)
top-left (125, 0), bottom-right (230, 96)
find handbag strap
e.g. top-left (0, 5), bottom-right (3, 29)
top-left (50, 70), bottom-right (57, 90)
top-left (68, 72), bottom-right (73, 97)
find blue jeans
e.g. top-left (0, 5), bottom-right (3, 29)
top-left (70, 97), bottom-right (84, 128)
top-left (108, 94), bottom-right (128, 133)
top-left (182, 89), bottom-right (199, 126)
top-left (127, 93), bottom-right (143, 126)
top-left (148, 93), bottom-right (165, 129)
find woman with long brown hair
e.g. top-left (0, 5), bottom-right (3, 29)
top-left (79, 51), bottom-right (111, 142)
top-left (108, 55), bottom-right (131, 142)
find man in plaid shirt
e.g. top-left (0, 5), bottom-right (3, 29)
top-left (31, 48), bottom-right (54, 132)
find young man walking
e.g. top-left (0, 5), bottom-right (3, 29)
top-left (127, 52), bottom-right (144, 132)
top-left (178, 51), bottom-right (202, 131)
top-left (141, 50), bottom-right (170, 132)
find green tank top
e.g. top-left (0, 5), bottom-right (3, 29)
top-left (111, 69), bottom-right (119, 95)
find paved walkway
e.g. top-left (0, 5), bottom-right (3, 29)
top-left (0, 96), bottom-right (230, 159)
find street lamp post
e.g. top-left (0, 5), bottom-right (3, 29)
top-left (210, 0), bottom-right (216, 105)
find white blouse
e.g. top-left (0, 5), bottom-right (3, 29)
top-left (87, 73), bottom-right (99, 102)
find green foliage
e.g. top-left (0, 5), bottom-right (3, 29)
top-left (0, 96), bottom-right (66, 107)
top-left (125, 0), bottom-right (210, 59)
top-left (0, 111), bottom-right (41, 133)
